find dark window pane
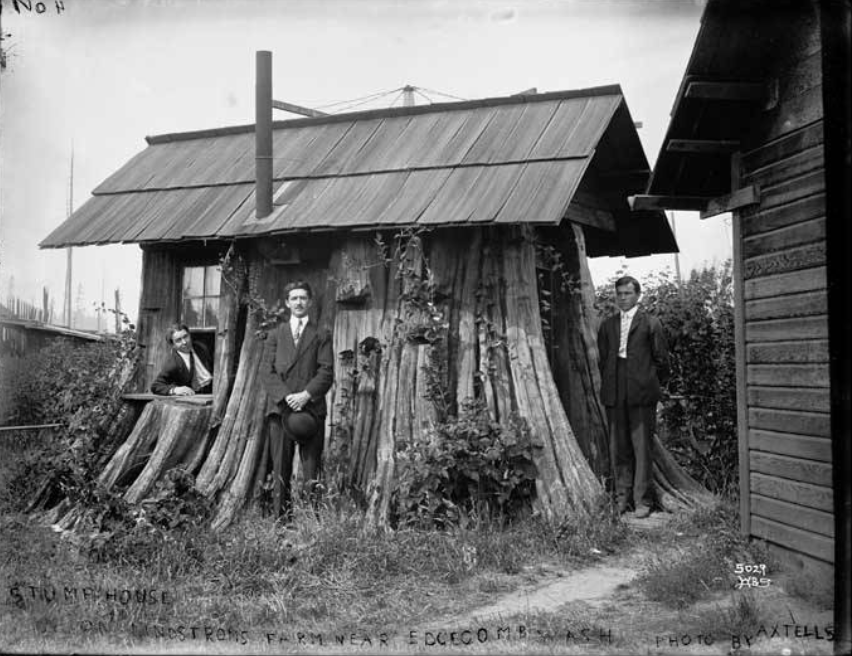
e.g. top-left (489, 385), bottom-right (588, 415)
top-left (203, 298), bottom-right (219, 328)
top-left (183, 266), bottom-right (205, 297)
top-left (205, 265), bottom-right (221, 297)
top-left (182, 297), bottom-right (203, 327)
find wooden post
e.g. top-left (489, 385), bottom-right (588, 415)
top-left (731, 151), bottom-right (751, 538)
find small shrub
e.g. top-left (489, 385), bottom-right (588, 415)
top-left (392, 400), bottom-right (540, 528)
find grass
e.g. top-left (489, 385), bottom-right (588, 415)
top-left (0, 432), bottom-right (834, 655)
top-left (0, 470), bottom-right (630, 655)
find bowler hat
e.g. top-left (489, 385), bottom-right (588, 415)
top-left (284, 410), bottom-right (319, 441)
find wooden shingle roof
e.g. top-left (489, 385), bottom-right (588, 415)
top-left (41, 85), bottom-right (675, 255)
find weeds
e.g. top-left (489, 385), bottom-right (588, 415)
top-left (634, 501), bottom-right (770, 609)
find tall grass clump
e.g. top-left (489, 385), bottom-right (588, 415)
top-left (634, 501), bottom-right (770, 609)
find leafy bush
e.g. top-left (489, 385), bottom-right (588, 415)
top-left (596, 264), bottom-right (738, 496)
top-left (2, 330), bottom-right (138, 512)
top-left (392, 400), bottom-right (540, 528)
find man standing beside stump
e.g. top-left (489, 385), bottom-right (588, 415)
top-left (597, 276), bottom-right (669, 518)
top-left (261, 281), bottom-right (333, 522)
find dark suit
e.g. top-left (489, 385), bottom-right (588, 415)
top-left (597, 309), bottom-right (669, 510)
top-left (150, 343), bottom-right (213, 396)
top-left (261, 319), bottom-right (333, 518)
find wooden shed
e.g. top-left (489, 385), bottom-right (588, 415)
top-left (633, 0), bottom-right (850, 622)
top-left (40, 76), bottom-right (698, 529)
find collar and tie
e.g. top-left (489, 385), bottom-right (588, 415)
top-left (292, 318), bottom-right (305, 345)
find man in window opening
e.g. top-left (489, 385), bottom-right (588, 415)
top-left (151, 323), bottom-right (214, 396)
top-left (261, 280), bottom-right (334, 521)
top-left (597, 276), bottom-right (669, 519)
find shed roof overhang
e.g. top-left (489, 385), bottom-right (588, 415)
top-left (639, 0), bottom-right (802, 215)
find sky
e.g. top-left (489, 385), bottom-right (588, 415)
top-left (0, 0), bottom-right (729, 327)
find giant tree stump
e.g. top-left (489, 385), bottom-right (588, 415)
top-left (48, 224), bottom-right (709, 532)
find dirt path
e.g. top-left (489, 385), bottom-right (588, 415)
top-left (458, 564), bottom-right (636, 624)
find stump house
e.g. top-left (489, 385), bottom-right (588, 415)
top-left (42, 68), bottom-right (694, 529)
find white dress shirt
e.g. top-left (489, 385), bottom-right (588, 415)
top-left (176, 349), bottom-right (212, 391)
top-left (618, 306), bottom-right (638, 359)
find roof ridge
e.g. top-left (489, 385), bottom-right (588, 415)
top-left (145, 84), bottom-right (624, 145)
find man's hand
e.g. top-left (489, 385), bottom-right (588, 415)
top-left (285, 391), bottom-right (311, 411)
top-left (172, 386), bottom-right (195, 396)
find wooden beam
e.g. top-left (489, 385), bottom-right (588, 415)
top-left (666, 139), bottom-right (741, 154)
top-left (628, 194), bottom-right (710, 211)
top-left (685, 80), bottom-right (768, 102)
top-left (701, 184), bottom-right (760, 219)
top-left (271, 99), bottom-right (328, 118)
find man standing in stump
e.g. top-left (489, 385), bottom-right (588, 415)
top-left (597, 276), bottom-right (669, 518)
top-left (262, 281), bottom-right (333, 521)
top-left (151, 323), bottom-right (214, 396)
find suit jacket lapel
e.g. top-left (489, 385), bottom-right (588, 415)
top-left (628, 309), bottom-right (644, 338)
top-left (288, 323), bottom-right (316, 370)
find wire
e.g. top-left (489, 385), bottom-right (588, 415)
top-left (413, 88), bottom-right (435, 105)
top-left (315, 87), bottom-right (404, 111)
top-left (330, 88), bottom-right (406, 114)
top-left (314, 85), bottom-right (467, 115)
top-left (416, 86), bottom-right (468, 102)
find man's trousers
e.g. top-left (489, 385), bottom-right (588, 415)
top-left (267, 413), bottom-right (324, 519)
top-left (606, 358), bottom-right (654, 509)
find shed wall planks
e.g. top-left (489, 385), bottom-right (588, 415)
top-left (735, 16), bottom-right (832, 577)
top-left (749, 450), bottom-right (832, 485)
top-left (751, 515), bottom-right (833, 563)
top-left (751, 494), bottom-right (834, 538)
top-left (749, 429), bottom-right (832, 461)
top-left (750, 473), bottom-right (832, 513)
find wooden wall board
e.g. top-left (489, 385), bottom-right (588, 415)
top-left (743, 144), bottom-right (824, 190)
top-left (765, 542), bottom-right (834, 589)
top-left (751, 515), bottom-right (833, 563)
top-left (743, 242), bottom-right (826, 279)
top-left (744, 290), bottom-right (827, 321)
top-left (752, 494), bottom-right (834, 538)
top-left (749, 428), bottom-right (832, 461)
top-left (742, 120), bottom-right (823, 173)
top-left (742, 218), bottom-right (825, 260)
top-left (746, 363), bottom-right (829, 387)
top-left (743, 266), bottom-right (826, 300)
top-left (746, 339), bottom-right (829, 364)
top-left (745, 315), bottom-right (828, 342)
top-left (750, 449), bottom-right (833, 484)
top-left (761, 84), bottom-right (825, 145)
top-left (749, 408), bottom-right (831, 438)
top-left (758, 169), bottom-right (825, 211)
top-left (751, 472), bottom-right (833, 514)
top-left (741, 193), bottom-right (825, 237)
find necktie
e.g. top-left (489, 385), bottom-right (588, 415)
top-left (294, 319), bottom-right (303, 345)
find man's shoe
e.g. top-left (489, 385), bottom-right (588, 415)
top-left (634, 505), bottom-right (651, 519)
